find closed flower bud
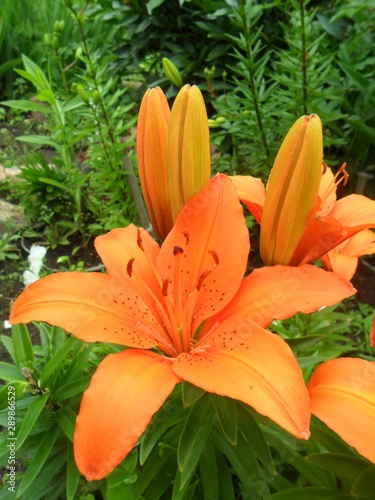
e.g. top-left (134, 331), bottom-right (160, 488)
top-left (168, 84), bottom-right (210, 221)
top-left (260, 114), bottom-right (323, 265)
top-left (77, 85), bottom-right (89, 104)
top-left (92, 90), bottom-right (100, 105)
top-left (162, 57), bottom-right (183, 88)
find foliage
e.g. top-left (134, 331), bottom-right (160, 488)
top-left (0, 232), bottom-right (20, 262)
top-left (0, 0), bottom-right (76, 98)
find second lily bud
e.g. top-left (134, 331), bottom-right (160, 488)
top-left (260, 114), bottom-right (323, 265)
top-left (137, 84), bottom-right (210, 240)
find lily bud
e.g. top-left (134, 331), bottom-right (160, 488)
top-left (260, 114), bottom-right (323, 265)
top-left (162, 57), bottom-right (183, 88)
top-left (168, 84), bottom-right (210, 221)
top-left (137, 87), bottom-right (173, 240)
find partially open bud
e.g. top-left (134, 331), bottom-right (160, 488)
top-left (137, 87), bottom-right (173, 240)
top-left (168, 84), bottom-right (210, 221)
top-left (260, 114), bottom-right (323, 265)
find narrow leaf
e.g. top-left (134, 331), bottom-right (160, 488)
top-left (55, 407), bottom-right (77, 442)
top-left (182, 381), bottom-right (205, 407)
top-left (16, 393), bottom-right (50, 449)
top-left (66, 442), bottom-right (81, 500)
top-left (351, 465), bottom-right (375, 497)
top-left (11, 323), bottom-right (34, 371)
top-left (211, 394), bottom-right (238, 445)
top-left (17, 425), bottom-right (60, 495)
top-left (0, 362), bottom-right (25, 382)
top-left (307, 453), bottom-right (370, 480)
top-left (177, 395), bottom-right (214, 490)
top-left (0, 99), bottom-right (51, 114)
top-left (39, 336), bottom-right (77, 387)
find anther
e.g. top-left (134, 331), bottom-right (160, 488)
top-left (162, 278), bottom-right (170, 296)
top-left (208, 250), bottom-right (219, 267)
top-left (182, 231), bottom-right (190, 244)
top-left (127, 258), bottom-right (135, 277)
top-left (197, 270), bottom-right (211, 291)
top-left (137, 228), bottom-right (144, 251)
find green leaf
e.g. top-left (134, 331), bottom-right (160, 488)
top-left (38, 177), bottom-right (70, 190)
top-left (39, 336), bottom-right (77, 387)
top-left (211, 394), bottom-right (238, 445)
top-left (347, 118), bottom-right (375, 144)
top-left (52, 375), bottom-right (91, 402)
top-left (0, 99), bottom-right (51, 114)
top-left (11, 323), bottom-right (34, 371)
top-left (16, 393), bottom-right (50, 449)
top-left (16, 134), bottom-right (59, 148)
top-left (146, 0), bottom-right (165, 15)
top-left (15, 68), bottom-right (44, 91)
top-left (37, 89), bottom-right (56, 105)
top-left (182, 381), bottom-right (205, 407)
top-left (307, 453), bottom-right (370, 480)
top-left (285, 335), bottom-right (324, 351)
top-left (140, 395), bottom-right (186, 465)
top-left (0, 335), bottom-right (16, 364)
top-left (216, 450), bottom-right (235, 500)
top-left (270, 487), bottom-right (350, 498)
top-left (0, 57), bottom-right (22, 77)
top-left (21, 54), bottom-right (50, 91)
top-left (177, 394), bottom-right (214, 490)
top-left (66, 442), bottom-right (81, 500)
top-left (17, 425), bottom-right (60, 495)
top-left (0, 361), bottom-right (25, 382)
top-left (199, 440), bottom-right (219, 500)
top-left (339, 62), bottom-right (371, 93)
top-left (20, 451), bottom-right (66, 499)
top-left (351, 465), bottom-right (375, 497)
top-left (0, 382), bottom-right (28, 411)
top-left (55, 407), bottom-right (77, 442)
top-left (239, 404), bottom-right (275, 473)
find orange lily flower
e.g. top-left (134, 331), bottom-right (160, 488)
top-left (137, 84), bottom-right (210, 240)
top-left (308, 358), bottom-right (375, 463)
top-left (231, 118), bottom-right (375, 272)
top-left (10, 175), bottom-right (355, 480)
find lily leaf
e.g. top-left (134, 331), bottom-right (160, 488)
top-left (307, 453), bottom-right (370, 480)
top-left (177, 394), bottom-right (214, 490)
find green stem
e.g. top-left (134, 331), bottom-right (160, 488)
top-left (238, 1), bottom-right (271, 165)
top-left (299, 0), bottom-right (308, 114)
top-left (73, 4), bottom-right (115, 145)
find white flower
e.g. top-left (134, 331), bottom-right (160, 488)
top-left (23, 245), bottom-right (47, 287)
top-left (3, 320), bottom-right (12, 330)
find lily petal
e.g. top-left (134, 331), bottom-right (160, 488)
top-left (317, 167), bottom-right (337, 217)
top-left (75, 349), bottom-right (181, 480)
top-left (330, 194), bottom-right (375, 228)
top-left (10, 272), bottom-right (159, 348)
top-left (320, 229), bottom-right (375, 280)
top-left (158, 174), bottom-right (250, 334)
top-left (308, 358), bottom-right (375, 463)
top-left (95, 225), bottom-right (165, 315)
top-left (173, 317), bottom-right (310, 439)
top-left (202, 264), bottom-right (355, 330)
top-left (230, 175), bottom-right (266, 224)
